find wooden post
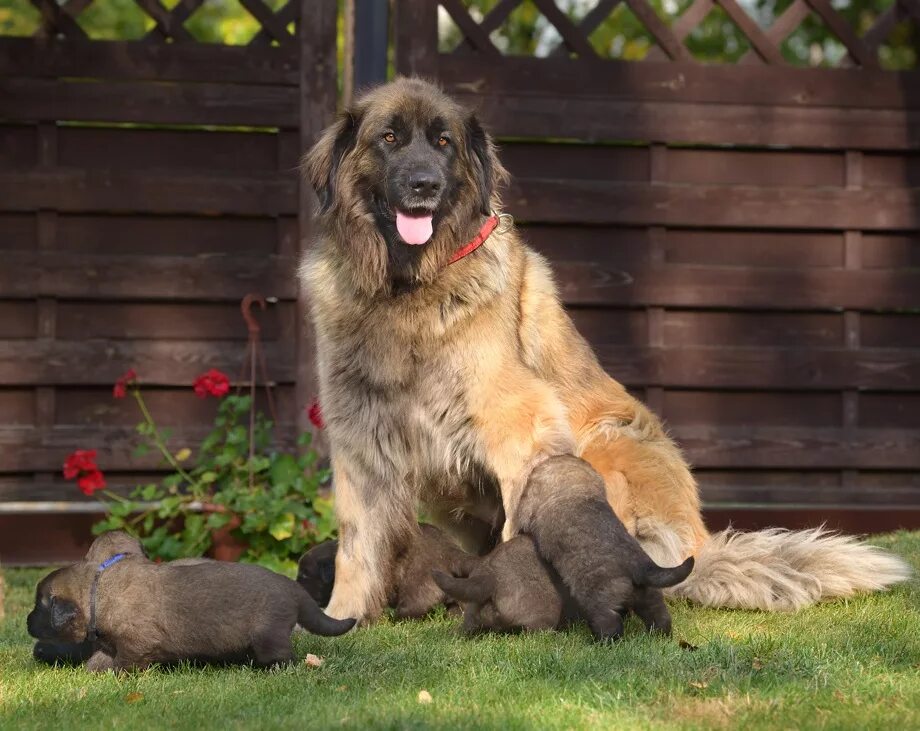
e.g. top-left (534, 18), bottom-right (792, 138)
top-left (349, 0), bottom-right (390, 100)
top-left (296, 0), bottom-right (338, 453)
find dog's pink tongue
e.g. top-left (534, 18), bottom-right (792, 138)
top-left (396, 211), bottom-right (433, 245)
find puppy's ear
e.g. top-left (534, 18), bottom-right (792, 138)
top-left (432, 570), bottom-right (495, 604)
top-left (465, 114), bottom-right (505, 216)
top-left (303, 112), bottom-right (359, 213)
top-left (50, 597), bottom-right (80, 634)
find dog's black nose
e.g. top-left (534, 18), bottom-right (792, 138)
top-left (408, 170), bottom-right (441, 196)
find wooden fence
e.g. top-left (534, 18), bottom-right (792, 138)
top-left (395, 0), bottom-right (920, 534)
top-left (1, 0), bottom-right (919, 563)
top-left (0, 0), bottom-right (336, 563)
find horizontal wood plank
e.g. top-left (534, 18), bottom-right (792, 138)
top-left (457, 92), bottom-right (920, 149)
top-left (438, 55), bottom-right (920, 111)
top-left (551, 261), bottom-right (920, 310)
top-left (676, 425), bottom-right (920, 469)
top-left (0, 78), bottom-right (300, 127)
top-left (0, 252), bottom-right (298, 300)
top-left (1, 424), bottom-right (916, 471)
top-left (506, 179), bottom-right (920, 229)
top-left (596, 346), bottom-right (920, 390)
top-left (701, 507), bottom-right (920, 534)
top-left (0, 170), bottom-right (297, 215)
top-left (3, 251), bottom-right (920, 311)
top-left (0, 38), bottom-right (300, 86)
top-left (0, 341), bottom-right (295, 386)
top-left (2, 339), bottom-right (918, 390)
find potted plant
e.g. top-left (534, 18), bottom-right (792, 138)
top-left (63, 368), bottom-right (334, 575)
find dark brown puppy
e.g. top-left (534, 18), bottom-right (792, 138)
top-left (298, 524), bottom-right (474, 618)
top-left (433, 534), bottom-right (578, 634)
top-left (515, 455), bottom-right (694, 640)
top-left (27, 531), bottom-right (355, 671)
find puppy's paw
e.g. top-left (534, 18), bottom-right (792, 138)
top-left (85, 651), bottom-right (116, 673)
top-left (588, 609), bottom-right (624, 643)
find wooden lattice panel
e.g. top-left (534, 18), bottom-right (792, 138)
top-left (439, 0), bottom-right (920, 68)
top-left (28, 0), bottom-right (300, 46)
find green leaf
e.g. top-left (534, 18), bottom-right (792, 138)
top-left (132, 443), bottom-right (150, 458)
top-left (270, 454), bottom-right (300, 489)
top-left (140, 483), bottom-right (160, 501)
top-left (206, 511), bottom-right (232, 530)
top-left (200, 471), bottom-right (218, 484)
top-left (269, 512), bottom-right (296, 541)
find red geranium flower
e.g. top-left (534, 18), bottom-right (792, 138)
top-left (113, 368), bottom-right (137, 399)
top-left (307, 399), bottom-right (324, 429)
top-left (77, 469), bottom-right (106, 496)
top-left (63, 449), bottom-right (98, 480)
top-left (193, 369), bottom-right (231, 399)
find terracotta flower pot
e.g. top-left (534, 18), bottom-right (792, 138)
top-left (201, 503), bottom-right (247, 562)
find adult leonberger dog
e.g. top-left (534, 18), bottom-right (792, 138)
top-left (301, 78), bottom-right (909, 624)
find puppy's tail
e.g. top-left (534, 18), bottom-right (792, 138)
top-left (670, 526), bottom-right (912, 611)
top-left (432, 570), bottom-right (495, 604)
top-left (297, 589), bottom-right (356, 636)
top-left (642, 555), bottom-right (695, 589)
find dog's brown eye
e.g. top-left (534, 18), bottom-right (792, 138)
top-left (438, 135), bottom-right (449, 147)
top-left (383, 132), bottom-right (396, 144)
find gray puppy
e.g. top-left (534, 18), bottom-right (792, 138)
top-left (27, 531), bottom-right (355, 671)
top-left (298, 524), bottom-right (475, 618)
top-left (436, 455), bottom-right (694, 640)
top-left (434, 534), bottom-right (578, 634)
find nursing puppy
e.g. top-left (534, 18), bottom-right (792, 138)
top-left (514, 455), bottom-right (694, 639)
top-left (434, 535), bottom-right (577, 634)
top-left (298, 524), bottom-right (474, 618)
top-left (27, 531), bottom-right (355, 671)
top-left (437, 456), bottom-right (694, 639)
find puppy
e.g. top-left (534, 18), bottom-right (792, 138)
top-left (516, 455), bottom-right (694, 640)
top-left (298, 524), bottom-right (474, 618)
top-left (27, 531), bottom-right (355, 671)
top-left (433, 534), bottom-right (578, 634)
top-left (437, 456), bottom-right (694, 640)
top-left (32, 534), bottom-right (213, 667)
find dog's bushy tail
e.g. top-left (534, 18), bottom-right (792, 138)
top-left (297, 589), bottom-right (357, 636)
top-left (669, 526), bottom-right (912, 611)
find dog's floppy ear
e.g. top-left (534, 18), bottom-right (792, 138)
top-left (465, 114), bottom-right (505, 216)
top-left (50, 597), bottom-right (80, 634)
top-left (303, 112), bottom-right (359, 213)
top-left (432, 570), bottom-right (495, 604)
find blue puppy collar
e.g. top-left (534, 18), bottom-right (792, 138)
top-left (87, 552), bottom-right (128, 642)
top-left (98, 553), bottom-right (127, 571)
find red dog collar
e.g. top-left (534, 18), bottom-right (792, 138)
top-left (448, 215), bottom-right (500, 265)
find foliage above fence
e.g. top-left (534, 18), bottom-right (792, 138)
top-left (1, 0), bottom-right (299, 45)
top-left (438, 0), bottom-right (919, 69)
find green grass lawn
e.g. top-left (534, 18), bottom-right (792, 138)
top-left (1, 531), bottom-right (918, 731)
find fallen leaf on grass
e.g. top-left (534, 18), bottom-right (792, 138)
top-left (304, 654), bottom-right (324, 668)
top-left (689, 681), bottom-right (709, 690)
top-left (125, 692), bottom-right (144, 704)
top-left (417, 690), bottom-right (433, 704)
top-left (752, 658), bottom-right (764, 670)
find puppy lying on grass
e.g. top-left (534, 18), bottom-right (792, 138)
top-left (298, 524), bottom-right (474, 618)
top-left (27, 531), bottom-right (355, 671)
top-left (435, 455), bottom-right (695, 640)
